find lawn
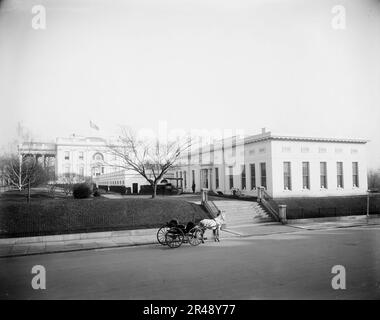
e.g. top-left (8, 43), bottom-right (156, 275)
top-left (0, 190), bottom-right (210, 238)
top-left (275, 194), bottom-right (380, 219)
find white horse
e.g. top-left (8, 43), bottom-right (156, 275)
top-left (199, 212), bottom-right (225, 242)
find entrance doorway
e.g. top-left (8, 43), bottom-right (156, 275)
top-left (200, 169), bottom-right (209, 188)
top-left (132, 183), bottom-right (138, 194)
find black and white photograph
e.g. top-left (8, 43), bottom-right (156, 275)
top-left (0, 0), bottom-right (379, 308)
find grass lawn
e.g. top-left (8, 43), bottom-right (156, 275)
top-left (0, 190), bottom-right (210, 238)
top-left (275, 194), bottom-right (380, 219)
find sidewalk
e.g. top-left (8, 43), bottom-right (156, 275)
top-left (0, 227), bottom-right (238, 258)
top-left (287, 214), bottom-right (380, 230)
top-left (222, 222), bottom-right (297, 237)
top-left (1, 215), bottom-right (379, 258)
top-left (0, 228), bottom-right (159, 258)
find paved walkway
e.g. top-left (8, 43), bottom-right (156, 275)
top-left (1, 215), bottom-right (379, 258)
top-left (223, 222), bottom-right (298, 236)
top-left (0, 228), bottom-right (162, 258)
top-left (287, 214), bottom-right (380, 230)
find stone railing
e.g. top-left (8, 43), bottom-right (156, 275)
top-left (257, 187), bottom-right (287, 224)
top-left (201, 189), bottom-right (220, 218)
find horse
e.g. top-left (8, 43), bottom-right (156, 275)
top-left (198, 212), bottom-right (225, 242)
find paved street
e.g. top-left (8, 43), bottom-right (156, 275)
top-left (1, 225), bottom-right (379, 300)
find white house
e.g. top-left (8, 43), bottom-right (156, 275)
top-left (18, 135), bottom-right (169, 192)
top-left (19, 135), bottom-right (122, 180)
top-left (53, 136), bottom-right (134, 179)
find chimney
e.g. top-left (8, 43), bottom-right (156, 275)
top-left (261, 128), bottom-right (266, 134)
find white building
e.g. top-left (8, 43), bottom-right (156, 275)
top-left (92, 169), bottom-right (157, 194)
top-left (54, 136), bottom-right (121, 178)
top-left (173, 129), bottom-right (368, 198)
top-left (18, 130), bottom-right (368, 198)
top-left (18, 135), bottom-right (166, 193)
top-left (19, 135), bottom-right (118, 179)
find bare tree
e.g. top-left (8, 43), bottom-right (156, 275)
top-left (106, 128), bottom-right (191, 198)
top-left (2, 154), bottom-right (48, 202)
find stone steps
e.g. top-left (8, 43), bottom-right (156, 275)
top-left (212, 200), bottom-right (273, 227)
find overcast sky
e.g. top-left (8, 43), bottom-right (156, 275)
top-left (0, 0), bottom-right (379, 168)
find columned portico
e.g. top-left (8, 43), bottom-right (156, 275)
top-left (18, 143), bottom-right (58, 180)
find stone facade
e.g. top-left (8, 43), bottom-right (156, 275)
top-left (173, 131), bottom-right (368, 198)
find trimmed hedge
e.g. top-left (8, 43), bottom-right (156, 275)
top-left (275, 195), bottom-right (380, 219)
top-left (0, 198), bottom-right (210, 238)
top-left (98, 185), bottom-right (131, 194)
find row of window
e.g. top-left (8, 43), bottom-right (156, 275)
top-left (282, 161), bottom-right (359, 190)
top-left (176, 161), bottom-right (360, 191)
top-left (176, 163), bottom-right (268, 190)
top-left (234, 163), bottom-right (267, 190)
top-left (64, 166), bottom-right (85, 175)
top-left (64, 166), bottom-right (105, 177)
top-left (105, 180), bottom-right (125, 185)
top-left (63, 151), bottom-right (104, 161)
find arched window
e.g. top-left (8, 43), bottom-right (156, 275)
top-left (93, 153), bottom-right (104, 161)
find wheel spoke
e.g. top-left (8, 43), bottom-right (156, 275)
top-left (157, 226), bottom-right (169, 245)
top-left (165, 227), bottom-right (184, 248)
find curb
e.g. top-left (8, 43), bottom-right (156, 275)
top-left (0, 228), bottom-right (159, 245)
top-left (0, 240), bottom-right (158, 259)
top-left (289, 221), bottom-right (380, 231)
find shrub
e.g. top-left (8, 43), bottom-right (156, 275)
top-left (120, 186), bottom-right (127, 195)
top-left (73, 183), bottom-right (92, 199)
top-left (93, 188), bottom-right (100, 197)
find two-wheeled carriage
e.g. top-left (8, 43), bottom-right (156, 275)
top-left (156, 219), bottom-right (204, 248)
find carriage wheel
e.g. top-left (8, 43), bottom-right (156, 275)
top-left (165, 227), bottom-right (184, 248)
top-left (188, 227), bottom-right (203, 246)
top-left (156, 225), bottom-right (169, 245)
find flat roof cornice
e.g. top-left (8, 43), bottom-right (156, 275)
top-left (186, 132), bottom-right (368, 157)
top-left (268, 135), bottom-right (368, 144)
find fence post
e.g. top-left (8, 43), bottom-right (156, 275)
top-left (367, 190), bottom-right (370, 217)
top-left (201, 188), bottom-right (208, 205)
top-left (257, 186), bottom-right (263, 202)
top-left (278, 204), bottom-right (287, 224)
